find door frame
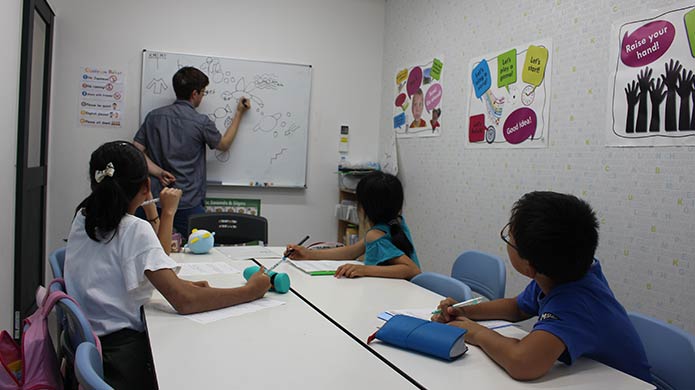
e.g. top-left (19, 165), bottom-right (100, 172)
top-left (13, 0), bottom-right (55, 337)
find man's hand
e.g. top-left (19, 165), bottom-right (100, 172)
top-left (236, 97), bottom-right (251, 114)
top-left (158, 170), bottom-right (176, 186)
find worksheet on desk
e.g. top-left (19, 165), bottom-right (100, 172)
top-left (177, 262), bottom-right (240, 277)
top-left (217, 246), bottom-right (284, 260)
top-left (288, 260), bottom-right (362, 273)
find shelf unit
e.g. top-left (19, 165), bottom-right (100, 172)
top-left (336, 170), bottom-right (373, 246)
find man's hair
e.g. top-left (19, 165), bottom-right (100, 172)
top-left (509, 191), bottom-right (599, 283)
top-left (172, 67), bottom-right (209, 100)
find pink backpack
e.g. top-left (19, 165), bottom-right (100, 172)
top-left (0, 280), bottom-right (84, 390)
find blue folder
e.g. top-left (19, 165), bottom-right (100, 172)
top-left (371, 315), bottom-right (468, 361)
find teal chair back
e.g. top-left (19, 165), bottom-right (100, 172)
top-left (49, 247), bottom-right (66, 279)
top-left (75, 342), bottom-right (112, 390)
top-left (411, 272), bottom-right (473, 302)
top-left (628, 312), bottom-right (695, 390)
top-left (451, 250), bottom-right (506, 300)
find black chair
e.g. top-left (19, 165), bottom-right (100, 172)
top-left (188, 213), bottom-right (268, 245)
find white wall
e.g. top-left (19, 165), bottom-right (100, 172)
top-left (381, 0), bottom-right (695, 332)
top-left (47, 0), bottom-right (385, 256)
top-left (0, 0), bottom-right (22, 334)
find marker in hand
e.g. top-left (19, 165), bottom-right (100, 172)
top-left (266, 235), bottom-right (310, 273)
top-left (431, 297), bottom-right (484, 315)
top-left (240, 97), bottom-right (249, 109)
top-left (141, 197), bottom-right (159, 207)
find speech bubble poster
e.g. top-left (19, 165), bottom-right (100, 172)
top-left (465, 39), bottom-right (552, 149)
top-left (393, 58), bottom-right (443, 138)
top-left (607, 5), bottom-right (695, 146)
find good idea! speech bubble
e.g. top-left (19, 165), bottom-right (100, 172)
top-left (503, 107), bottom-right (536, 144)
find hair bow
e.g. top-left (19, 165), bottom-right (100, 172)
top-left (95, 162), bottom-right (115, 183)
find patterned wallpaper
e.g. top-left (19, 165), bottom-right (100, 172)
top-left (380, 0), bottom-right (695, 332)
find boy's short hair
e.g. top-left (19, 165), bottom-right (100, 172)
top-left (510, 191), bottom-right (599, 283)
top-left (172, 67), bottom-right (209, 100)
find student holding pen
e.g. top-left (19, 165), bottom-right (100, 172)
top-left (286, 171), bottom-right (421, 280)
top-left (432, 192), bottom-right (651, 383)
top-left (64, 141), bottom-right (271, 389)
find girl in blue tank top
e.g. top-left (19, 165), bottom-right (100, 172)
top-left (287, 171), bottom-right (421, 280)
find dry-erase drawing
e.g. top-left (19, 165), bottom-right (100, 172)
top-left (200, 57), bottom-right (225, 83)
top-left (140, 50), bottom-right (311, 187)
top-left (284, 123), bottom-right (300, 136)
top-left (146, 78), bottom-right (168, 94)
top-left (254, 112), bottom-right (282, 133)
top-left (254, 73), bottom-right (283, 90)
top-left (270, 148), bottom-right (287, 164)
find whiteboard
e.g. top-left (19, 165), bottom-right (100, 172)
top-left (140, 50), bottom-right (311, 187)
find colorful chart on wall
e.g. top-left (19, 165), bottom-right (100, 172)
top-left (140, 50), bottom-right (311, 188)
top-left (465, 39), bottom-right (552, 149)
top-left (392, 58), bottom-right (443, 138)
top-left (607, 5), bottom-right (695, 146)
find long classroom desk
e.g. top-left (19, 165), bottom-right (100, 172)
top-left (143, 249), bottom-right (418, 389)
top-left (254, 250), bottom-right (654, 390)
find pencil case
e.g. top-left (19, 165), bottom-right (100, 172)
top-left (367, 315), bottom-right (468, 361)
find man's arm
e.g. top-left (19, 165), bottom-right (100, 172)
top-left (216, 97), bottom-right (250, 151)
top-left (133, 141), bottom-right (175, 186)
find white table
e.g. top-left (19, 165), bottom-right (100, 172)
top-left (255, 250), bottom-right (654, 390)
top-left (144, 249), bottom-right (417, 389)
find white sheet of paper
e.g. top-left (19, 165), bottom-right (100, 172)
top-left (184, 299), bottom-right (285, 324)
top-left (217, 246), bottom-right (284, 260)
top-left (177, 262), bottom-right (240, 277)
top-left (288, 260), bottom-right (362, 273)
top-left (382, 308), bottom-right (513, 330)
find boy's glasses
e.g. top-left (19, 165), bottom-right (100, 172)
top-left (500, 223), bottom-right (519, 251)
top-left (198, 89), bottom-right (208, 96)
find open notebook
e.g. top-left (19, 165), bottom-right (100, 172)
top-left (288, 260), bottom-right (362, 275)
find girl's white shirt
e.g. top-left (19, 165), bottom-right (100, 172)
top-left (65, 212), bottom-right (179, 336)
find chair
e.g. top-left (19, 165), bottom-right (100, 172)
top-left (57, 297), bottom-right (99, 388)
top-left (75, 342), bottom-right (113, 390)
top-left (411, 272), bottom-right (473, 302)
top-left (188, 213), bottom-right (268, 245)
top-left (628, 312), bottom-right (695, 390)
top-left (451, 250), bottom-right (506, 300)
top-left (49, 247), bottom-right (66, 279)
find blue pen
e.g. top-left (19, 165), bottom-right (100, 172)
top-left (266, 235), bottom-right (310, 273)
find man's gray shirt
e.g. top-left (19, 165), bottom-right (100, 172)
top-left (135, 100), bottom-right (221, 209)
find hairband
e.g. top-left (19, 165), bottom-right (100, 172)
top-left (95, 162), bottom-right (115, 183)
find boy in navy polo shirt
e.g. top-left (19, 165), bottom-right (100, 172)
top-left (433, 191), bottom-right (651, 383)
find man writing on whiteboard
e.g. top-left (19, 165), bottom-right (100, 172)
top-left (134, 66), bottom-right (250, 236)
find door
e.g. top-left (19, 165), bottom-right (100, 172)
top-left (13, 0), bottom-right (54, 338)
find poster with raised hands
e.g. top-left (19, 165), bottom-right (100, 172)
top-left (393, 58), bottom-right (443, 138)
top-left (465, 39), bottom-right (552, 149)
top-left (608, 5), bottom-right (695, 146)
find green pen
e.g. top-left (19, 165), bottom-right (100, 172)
top-left (310, 271), bottom-right (336, 276)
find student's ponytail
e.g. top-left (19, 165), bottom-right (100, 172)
top-left (76, 141), bottom-right (148, 242)
top-left (356, 171), bottom-right (414, 257)
top-left (387, 217), bottom-right (414, 257)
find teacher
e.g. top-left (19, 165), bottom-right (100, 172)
top-left (134, 66), bottom-right (250, 235)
